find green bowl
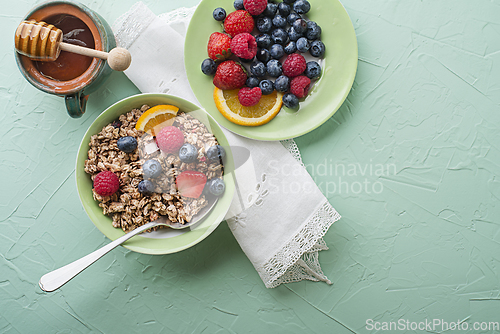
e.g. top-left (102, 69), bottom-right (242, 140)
top-left (76, 94), bottom-right (235, 255)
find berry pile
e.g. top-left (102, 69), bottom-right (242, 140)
top-left (203, 0), bottom-right (324, 111)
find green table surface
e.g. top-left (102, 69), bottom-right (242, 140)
top-left (2, 0), bottom-right (500, 333)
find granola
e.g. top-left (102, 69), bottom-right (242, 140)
top-left (84, 105), bottom-right (223, 233)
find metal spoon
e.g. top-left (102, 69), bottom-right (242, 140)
top-left (39, 198), bottom-right (218, 292)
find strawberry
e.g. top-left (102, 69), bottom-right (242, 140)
top-left (176, 171), bottom-right (207, 199)
top-left (224, 10), bottom-right (254, 38)
top-left (207, 32), bottom-right (232, 61)
top-left (213, 60), bottom-right (247, 90)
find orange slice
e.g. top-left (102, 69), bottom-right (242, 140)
top-left (213, 87), bottom-right (283, 126)
top-left (135, 104), bottom-right (179, 136)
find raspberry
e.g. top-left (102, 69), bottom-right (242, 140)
top-left (290, 75), bottom-right (311, 98)
top-left (230, 33), bottom-right (257, 60)
top-left (224, 10), bottom-right (254, 37)
top-left (93, 171), bottom-right (120, 197)
top-left (156, 126), bottom-right (185, 153)
top-left (243, 0), bottom-right (267, 15)
top-left (213, 60), bottom-right (248, 90)
top-left (238, 87), bottom-right (262, 106)
top-left (282, 53), bottom-right (306, 78)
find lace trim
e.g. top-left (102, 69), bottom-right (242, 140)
top-left (113, 2), bottom-right (156, 49)
top-left (158, 6), bottom-right (196, 22)
top-left (259, 200), bottom-right (341, 288)
top-left (280, 139), bottom-right (304, 167)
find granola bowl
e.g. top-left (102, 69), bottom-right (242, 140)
top-left (76, 93), bottom-right (235, 255)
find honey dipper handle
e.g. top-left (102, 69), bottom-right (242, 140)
top-left (59, 42), bottom-right (109, 60)
top-left (59, 43), bottom-right (131, 71)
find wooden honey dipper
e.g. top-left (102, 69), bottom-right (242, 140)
top-left (15, 20), bottom-right (131, 71)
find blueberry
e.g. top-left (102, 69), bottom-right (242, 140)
top-left (287, 26), bottom-right (302, 41)
top-left (293, 0), bottom-right (310, 14)
top-left (250, 61), bottom-right (267, 77)
top-left (283, 0), bottom-right (296, 4)
top-left (246, 76), bottom-right (261, 88)
top-left (201, 58), bottom-right (217, 75)
top-left (178, 143), bottom-right (198, 163)
top-left (272, 14), bottom-right (287, 28)
top-left (271, 28), bottom-right (288, 45)
top-left (142, 159), bottom-right (162, 179)
top-left (257, 16), bottom-right (272, 33)
top-left (296, 37), bottom-right (310, 53)
top-left (256, 48), bottom-right (271, 63)
top-left (283, 93), bottom-right (299, 109)
top-left (284, 41), bottom-right (297, 54)
top-left (278, 2), bottom-right (291, 16)
top-left (208, 178), bottom-right (226, 196)
top-left (138, 180), bottom-right (155, 195)
top-left (305, 61), bottom-right (321, 79)
top-left (306, 21), bottom-right (322, 40)
top-left (233, 0), bottom-right (244, 10)
top-left (206, 145), bottom-right (226, 163)
top-left (213, 8), bottom-right (226, 21)
top-left (239, 56), bottom-right (254, 63)
top-left (263, 2), bottom-right (278, 17)
top-left (256, 34), bottom-right (272, 49)
top-left (117, 136), bottom-right (137, 153)
top-left (269, 44), bottom-right (285, 59)
top-left (266, 59), bottom-right (283, 77)
top-left (292, 19), bottom-right (308, 34)
top-left (287, 12), bottom-right (301, 25)
top-left (259, 79), bottom-right (274, 95)
top-left (274, 75), bottom-right (290, 92)
top-left (309, 40), bottom-right (325, 57)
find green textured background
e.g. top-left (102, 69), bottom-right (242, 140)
top-left (2, 0), bottom-right (500, 333)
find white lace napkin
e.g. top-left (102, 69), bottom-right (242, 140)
top-left (113, 2), bottom-right (341, 288)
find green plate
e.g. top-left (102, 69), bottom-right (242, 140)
top-left (185, 0), bottom-right (358, 141)
top-left (76, 94), bottom-right (235, 255)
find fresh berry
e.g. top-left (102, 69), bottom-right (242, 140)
top-left (208, 178), bottom-right (226, 196)
top-left (296, 37), bottom-right (310, 52)
top-left (201, 58), bottom-right (217, 75)
top-left (243, 0), bottom-right (267, 16)
top-left (143, 159), bottom-right (162, 179)
top-left (306, 21), bottom-right (321, 40)
top-left (250, 61), bottom-right (267, 77)
top-left (224, 10), bottom-right (255, 37)
top-left (230, 33), bottom-right (257, 59)
top-left (256, 48), bottom-right (271, 63)
top-left (259, 79), bottom-right (274, 95)
top-left (272, 14), bottom-right (287, 28)
top-left (271, 28), bottom-right (288, 45)
top-left (179, 143), bottom-right (198, 163)
top-left (213, 60), bottom-right (248, 90)
top-left (278, 2), bottom-right (291, 16)
top-left (156, 126), bottom-right (184, 153)
top-left (266, 59), bottom-right (283, 77)
top-left (275, 75), bottom-right (291, 92)
top-left (93, 171), bottom-right (119, 197)
top-left (282, 93), bottom-right (299, 108)
top-left (282, 53), bottom-right (306, 77)
top-left (292, 18), bottom-right (308, 34)
top-left (284, 41), bottom-right (297, 54)
top-left (269, 44), bottom-right (285, 59)
top-left (246, 76), bottom-right (260, 88)
top-left (117, 136), bottom-right (137, 153)
top-left (206, 145), bottom-right (226, 162)
top-left (176, 171), bottom-right (207, 199)
top-left (309, 40), bottom-right (325, 57)
top-left (234, 0), bottom-right (244, 10)
top-left (287, 26), bottom-right (302, 41)
top-left (263, 2), bottom-right (278, 17)
top-left (290, 75), bottom-right (311, 98)
top-left (207, 32), bottom-right (232, 61)
top-left (287, 12), bottom-right (301, 25)
top-left (138, 180), bottom-right (155, 195)
top-left (256, 33), bottom-right (272, 48)
top-left (293, 0), bottom-right (310, 14)
top-left (111, 120), bottom-right (121, 128)
top-left (256, 16), bottom-right (272, 33)
top-left (238, 87), bottom-right (262, 106)
top-left (213, 8), bottom-right (226, 21)
top-left (305, 61), bottom-right (321, 79)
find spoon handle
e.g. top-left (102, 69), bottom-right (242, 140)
top-left (39, 221), bottom-right (161, 292)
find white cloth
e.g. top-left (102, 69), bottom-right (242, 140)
top-left (113, 2), bottom-right (341, 288)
